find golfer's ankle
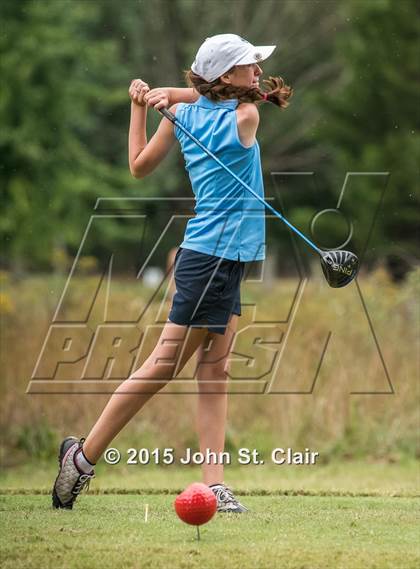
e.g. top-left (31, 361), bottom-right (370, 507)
top-left (74, 447), bottom-right (95, 474)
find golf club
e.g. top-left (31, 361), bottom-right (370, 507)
top-left (159, 107), bottom-right (359, 288)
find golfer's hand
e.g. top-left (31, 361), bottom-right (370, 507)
top-left (129, 79), bottom-right (150, 107)
top-left (144, 88), bottom-right (170, 110)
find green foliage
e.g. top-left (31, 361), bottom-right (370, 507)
top-left (0, 0), bottom-right (345, 272)
top-left (0, 0), bottom-right (418, 275)
top-left (0, 0), bottom-right (138, 270)
top-left (15, 418), bottom-right (57, 460)
top-left (318, 0), bottom-right (420, 268)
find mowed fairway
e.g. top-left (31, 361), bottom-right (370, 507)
top-left (1, 493), bottom-right (419, 569)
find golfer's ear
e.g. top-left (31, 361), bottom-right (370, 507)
top-left (220, 72), bottom-right (232, 85)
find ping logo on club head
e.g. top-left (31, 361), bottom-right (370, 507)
top-left (332, 263), bottom-right (353, 276)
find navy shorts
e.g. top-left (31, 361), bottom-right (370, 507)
top-left (168, 247), bottom-right (245, 335)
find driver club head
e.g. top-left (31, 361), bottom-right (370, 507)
top-left (320, 250), bottom-right (359, 288)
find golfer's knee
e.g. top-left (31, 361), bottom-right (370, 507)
top-left (198, 359), bottom-right (227, 377)
top-left (197, 362), bottom-right (228, 392)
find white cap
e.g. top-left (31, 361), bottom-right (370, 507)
top-left (191, 34), bottom-right (276, 83)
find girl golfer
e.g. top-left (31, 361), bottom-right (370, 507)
top-left (52, 34), bottom-right (292, 513)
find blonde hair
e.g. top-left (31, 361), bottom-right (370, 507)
top-left (185, 69), bottom-right (293, 109)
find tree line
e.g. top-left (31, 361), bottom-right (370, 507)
top-left (1, 0), bottom-right (418, 279)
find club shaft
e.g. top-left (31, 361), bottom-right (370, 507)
top-left (160, 107), bottom-right (322, 256)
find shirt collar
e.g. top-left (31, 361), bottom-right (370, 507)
top-left (195, 95), bottom-right (238, 110)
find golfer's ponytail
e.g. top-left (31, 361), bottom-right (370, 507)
top-left (256, 76), bottom-right (293, 109)
top-left (185, 70), bottom-right (293, 109)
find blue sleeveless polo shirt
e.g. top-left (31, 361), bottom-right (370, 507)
top-left (174, 95), bottom-right (265, 262)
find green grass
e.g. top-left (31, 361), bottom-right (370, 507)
top-left (1, 494), bottom-right (419, 569)
top-left (1, 460), bottom-right (419, 497)
top-left (1, 461), bottom-right (419, 568)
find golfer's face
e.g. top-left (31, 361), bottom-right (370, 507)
top-left (228, 63), bottom-right (263, 88)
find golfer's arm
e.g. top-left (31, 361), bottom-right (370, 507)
top-left (128, 102), bottom-right (148, 175)
top-left (129, 109), bottom-right (176, 179)
top-left (236, 103), bottom-right (260, 147)
top-left (166, 87), bottom-right (199, 105)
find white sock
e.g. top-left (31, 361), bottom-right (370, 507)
top-left (74, 449), bottom-right (95, 474)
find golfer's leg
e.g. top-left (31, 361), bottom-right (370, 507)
top-left (195, 315), bottom-right (238, 486)
top-left (83, 323), bottom-right (207, 463)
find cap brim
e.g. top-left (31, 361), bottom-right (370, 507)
top-left (235, 45), bottom-right (276, 66)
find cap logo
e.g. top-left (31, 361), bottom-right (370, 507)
top-left (254, 52), bottom-right (263, 61)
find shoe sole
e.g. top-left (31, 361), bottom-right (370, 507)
top-left (217, 508), bottom-right (248, 513)
top-left (52, 436), bottom-right (78, 509)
